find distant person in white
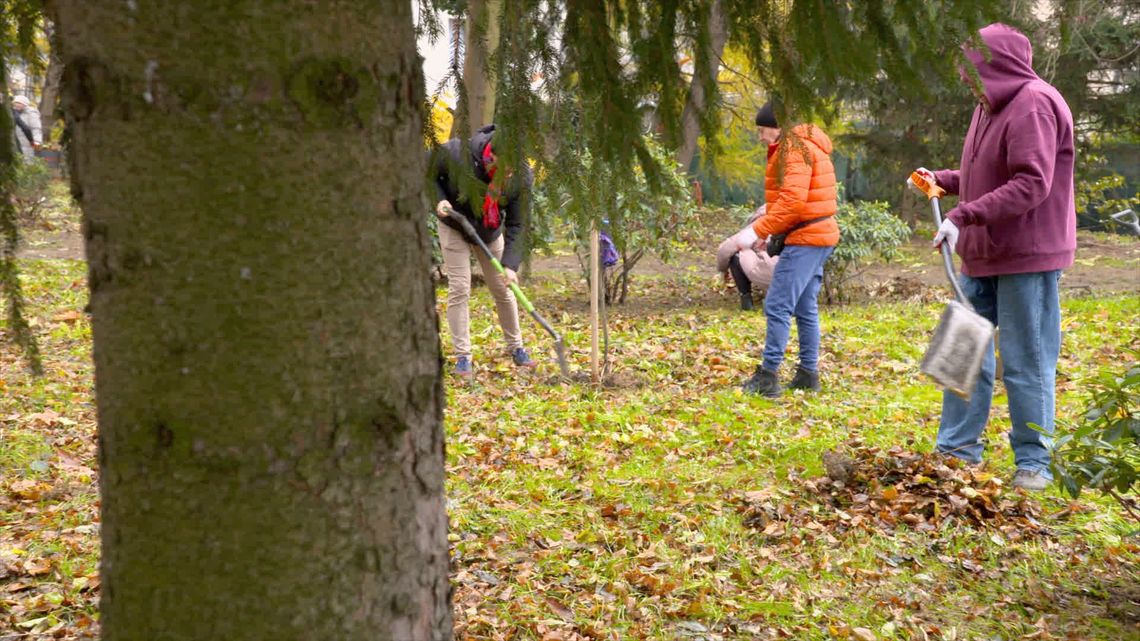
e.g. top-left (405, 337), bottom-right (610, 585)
top-left (11, 95), bottom-right (42, 161)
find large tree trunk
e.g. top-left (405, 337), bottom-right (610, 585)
top-left (50, 2), bottom-right (450, 639)
top-left (676, 0), bottom-right (727, 173)
top-left (462, 0), bottom-right (500, 135)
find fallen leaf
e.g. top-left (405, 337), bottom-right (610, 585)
top-left (52, 310), bottom-right (84, 324)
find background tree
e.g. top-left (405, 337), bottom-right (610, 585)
top-left (1048, 0), bottom-right (1140, 227)
top-left (459, 0), bottom-right (1001, 227)
top-left (674, 0), bottom-right (728, 173)
top-left (413, 0), bottom-right (1005, 302)
top-left (837, 1), bottom-right (1139, 222)
top-left (690, 47), bottom-right (769, 203)
top-left (49, 1), bottom-right (449, 639)
top-left (1, 0), bottom-right (46, 373)
top-left (37, 45), bottom-right (63, 144)
top-left (461, 0), bottom-right (501, 135)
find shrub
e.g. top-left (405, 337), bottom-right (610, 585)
top-left (536, 137), bottom-right (695, 304)
top-left (1050, 354), bottom-right (1140, 524)
top-left (823, 199), bottom-right (911, 302)
top-left (12, 158), bottom-right (52, 224)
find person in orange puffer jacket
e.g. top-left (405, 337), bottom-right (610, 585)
top-left (738, 102), bottom-right (840, 398)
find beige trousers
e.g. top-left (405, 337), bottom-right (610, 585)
top-left (438, 222), bottom-right (523, 358)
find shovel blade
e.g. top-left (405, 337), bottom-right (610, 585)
top-left (552, 339), bottom-right (570, 378)
top-left (921, 300), bottom-right (994, 400)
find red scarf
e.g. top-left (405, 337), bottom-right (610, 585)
top-left (481, 143), bottom-right (502, 229)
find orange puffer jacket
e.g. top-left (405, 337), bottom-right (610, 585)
top-left (751, 124), bottom-right (839, 247)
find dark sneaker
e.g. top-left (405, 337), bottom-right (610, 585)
top-left (740, 293), bottom-right (755, 311)
top-left (742, 366), bottom-right (781, 398)
top-left (511, 347), bottom-right (536, 368)
top-left (454, 356), bottom-right (473, 377)
top-left (787, 366), bottom-right (821, 391)
top-left (1011, 469), bottom-right (1049, 492)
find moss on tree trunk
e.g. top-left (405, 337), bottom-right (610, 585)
top-left (50, 2), bottom-right (450, 639)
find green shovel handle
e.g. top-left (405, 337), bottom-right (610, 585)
top-left (441, 205), bottom-right (535, 312)
top-left (437, 204), bottom-right (570, 377)
top-left (495, 260), bottom-right (535, 314)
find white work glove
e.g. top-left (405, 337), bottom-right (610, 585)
top-left (736, 226), bottom-right (759, 251)
top-left (932, 217), bottom-right (959, 253)
top-left (502, 268), bottom-right (518, 287)
top-left (435, 200), bottom-right (452, 218)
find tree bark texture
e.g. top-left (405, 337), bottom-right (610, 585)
top-left (1, 59), bottom-right (43, 374)
top-left (462, 0), bottom-right (500, 135)
top-left (38, 50), bottom-right (64, 143)
top-left (676, 0), bottom-right (727, 172)
top-left (49, 2), bottom-right (450, 639)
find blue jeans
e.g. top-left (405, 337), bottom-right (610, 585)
top-left (936, 270), bottom-right (1062, 476)
top-left (762, 245), bottom-right (834, 372)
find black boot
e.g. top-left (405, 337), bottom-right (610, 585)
top-left (742, 366), bottom-right (781, 398)
top-left (787, 366), bottom-right (821, 392)
top-left (728, 255), bottom-right (754, 312)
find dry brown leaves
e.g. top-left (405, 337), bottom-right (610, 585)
top-left (740, 441), bottom-right (1048, 541)
top-left (0, 406), bottom-right (99, 638)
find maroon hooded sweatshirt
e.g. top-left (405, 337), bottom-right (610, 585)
top-left (933, 23), bottom-right (1076, 278)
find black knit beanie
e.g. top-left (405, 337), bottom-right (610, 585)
top-left (754, 102), bottom-right (778, 128)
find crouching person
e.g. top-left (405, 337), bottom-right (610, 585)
top-left (716, 205), bottom-right (778, 311)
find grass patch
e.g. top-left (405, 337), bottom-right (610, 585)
top-left (444, 277), bottom-right (1139, 639)
top-left (1, 258), bottom-right (1137, 639)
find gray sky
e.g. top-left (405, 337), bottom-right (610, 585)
top-left (417, 9), bottom-right (457, 105)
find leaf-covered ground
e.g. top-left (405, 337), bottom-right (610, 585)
top-left (1, 244), bottom-right (1138, 640)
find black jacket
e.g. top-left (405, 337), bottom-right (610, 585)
top-left (426, 124), bottom-right (531, 270)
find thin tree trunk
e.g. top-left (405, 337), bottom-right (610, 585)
top-left (50, 2), bottom-right (450, 639)
top-left (0, 62), bottom-right (43, 374)
top-left (676, 0), bottom-right (727, 172)
top-left (38, 50), bottom-right (64, 144)
top-left (463, 0), bottom-right (501, 134)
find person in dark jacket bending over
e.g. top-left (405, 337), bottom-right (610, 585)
top-left (913, 24), bottom-right (1076, 492)
top-left (428, 124), bottom-right (535, 377)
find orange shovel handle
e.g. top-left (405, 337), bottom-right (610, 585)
top-left (909, 171), bottom-right (946, 200)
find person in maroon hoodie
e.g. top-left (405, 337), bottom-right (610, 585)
top-left (914, 23), bottom-right (1075, 491)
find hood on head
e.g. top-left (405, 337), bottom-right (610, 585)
top-left (964, 23), bottom-right (1038, 112)
top-left (790, 123), bottom-right (833, 155)
top-left (469, 124), bottom-right (496, 162)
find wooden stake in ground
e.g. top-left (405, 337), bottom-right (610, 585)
top-left (590, 224), bottom-right (600, 382)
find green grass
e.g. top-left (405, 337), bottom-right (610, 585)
top-left (443, 275), bottom-right (1140, 640)
top-left (1, 258), bottom-right (1137, 639)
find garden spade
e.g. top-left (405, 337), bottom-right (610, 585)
top-left (908, 172), bottom-right (994, 400)
top-left (441, 205), bottom-right (571, 378)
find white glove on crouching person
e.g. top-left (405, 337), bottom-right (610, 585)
top-left (932, 217), bottom-right (959, 253)
top-left (736, 226), bottom-right (759, 251)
